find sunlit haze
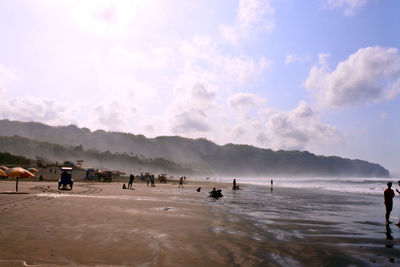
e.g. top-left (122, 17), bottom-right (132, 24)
top-left (0, 0), bottom-right (399, 174)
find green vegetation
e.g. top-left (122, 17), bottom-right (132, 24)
top-left (0, 135), bottom-right (189, 174)
top-left (0, 119), bottom-right (391, 177)
top-left (0, 151), bottom-right (30, 166)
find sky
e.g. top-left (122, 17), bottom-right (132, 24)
top-left (0, 0), bottom-right (399, 175)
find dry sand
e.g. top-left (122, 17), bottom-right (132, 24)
top-left (0, 180), bottom-right (258, 266)
top-left (0, 179), bottom-right (399, 266)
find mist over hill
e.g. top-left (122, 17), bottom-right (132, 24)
top-left (0, 119), bottom-right (390, 177)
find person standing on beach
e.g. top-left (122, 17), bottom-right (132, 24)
top-left (384, 182), bottom-right (395, 224)
top-left (128, 174), bottom-right (134, 189)
top-left (179, 176), bottom-right (184, 188)
top-left (150, 175), bottom-right (155, 187)
top-left (233, 179), bottom-right (236, 189)
top-left (396, 180), bottom-right (400, 226)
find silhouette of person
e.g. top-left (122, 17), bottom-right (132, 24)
top-left (179, 177), bottom-right (184, 188)
top-left (233, 179), bottom-right (237, 189)
top-left (150, 175), bottom-right (155, 187)
top-left (128, 174), bottom-right (134, 189)
top-left (384, 182), bottom-right (395, 224)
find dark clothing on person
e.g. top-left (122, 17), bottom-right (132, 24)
top-left (128, 174), bottom-right (134, 189)
top-left (385, 187), bottom-right (395, 223)
top-left (385, 188), bottom-right (395, 208)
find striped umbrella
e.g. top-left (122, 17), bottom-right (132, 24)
top-left (0, 169), bottom-right (7, 177)
top-left (0, 166), bottom-right (9, 171)
top-left (6, 167), bottom-right (35, 192)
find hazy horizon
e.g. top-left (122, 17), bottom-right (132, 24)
top-left (0, 0), bottom-right (399, 174)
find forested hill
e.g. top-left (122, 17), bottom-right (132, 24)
top-left (0, 119), bottom-right (390, 177)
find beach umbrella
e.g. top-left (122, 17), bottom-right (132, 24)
top-left (6, 167), bottom-right (35, 192)
top-left (0, 166), bottom-right (9, 171)
top-left (0, 169), bottom-right (7, 177)
top-left (27, 167), bottom-right (39, 172)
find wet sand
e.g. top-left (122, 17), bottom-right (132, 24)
top-left (0, 180), bottom-right (400, 266)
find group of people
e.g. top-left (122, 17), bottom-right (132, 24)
top-left (146, 175), bottom-right (155, 187)
top-left (125, 173), bottom-right (186, 189)
top-left (384, 181), bottom-right (400, 225)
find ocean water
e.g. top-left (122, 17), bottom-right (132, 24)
top-left (217, 176), bottom-right (400, 196)
top-left (205, 179), bottom-right (400, 264)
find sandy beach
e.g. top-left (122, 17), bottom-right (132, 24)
top-left (1, 179), bottom-right (400, 266)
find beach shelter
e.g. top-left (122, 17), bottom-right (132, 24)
top-left (6, 167), bottom-right (35, 192)
top-left (0, 169), bottom-right (7, 177)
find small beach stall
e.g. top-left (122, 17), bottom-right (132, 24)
top-left (6, 167), bottom-right (35, 192)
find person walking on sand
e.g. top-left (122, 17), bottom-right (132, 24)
top-left (128, 174), bottom-right (134, 189)
top-left (150, 175), bottom-right (155, 187)
top-left (395, 180), bottom-right (400, 226)
top-left (384, 182), bottom-right (395, 224)
top-left (179, 176), bottom-right (184, 188)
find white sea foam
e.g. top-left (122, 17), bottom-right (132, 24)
top-left (219, 177), bottom-right (399, 195)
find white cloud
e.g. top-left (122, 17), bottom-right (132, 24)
top-left (228, 92), bottom-right (267, 111)
top-left (230, 125), bottom-right (246, 138)
top-left (92, 101), bottom-right (135, 131)
top-left (98, 73), bottom-right (159, 104)
top-left (381, 112), bottom-right (388, 120)
top-left (0, 63), bottom-right (16, 96)
top-left (168, 81), bottom-right (217, 134)
top-left (68, 0), bottom-right (163, 36)
top-left (106, 45), bottom-right (174, 71)
top-left (180, 35), bottom-right (270, 86)
top-left (0, 96), bottom-right (72, 125)
top-left (226, 96), bottom-right (342, 150)
top-left (305, 47), bottom-right (400, 107)
top-left (220, 0), bottom-right (275, 43)
top-left (226, 92), bottom-right (268, 144)
top-left (285, 54), bottom-right (312, 65)
top-left (266, 101), bottom-right (341, 150)
top-left (324, 0), bottom-right (368, 15)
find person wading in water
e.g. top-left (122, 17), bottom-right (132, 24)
top-left (384, 182), bottom-right (395, 224)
